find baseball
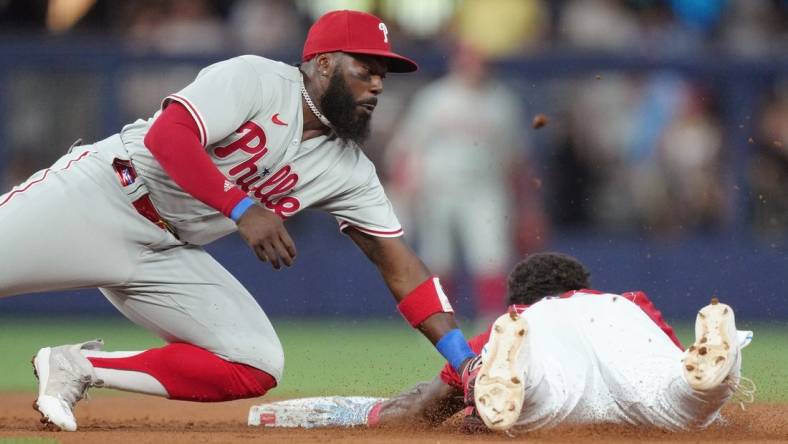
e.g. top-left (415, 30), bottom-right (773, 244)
top-left (532, 114), bottom-right (548, 129)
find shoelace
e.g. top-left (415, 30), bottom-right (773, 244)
top-left (61, 374), bottom-right (94, 407)
top-left (728, 375), bottom-right (757, 410)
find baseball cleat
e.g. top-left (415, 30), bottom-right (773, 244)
top-left (682, 299), bottom-right (740, 391)
top-left (473, 309), bottom-right (529, 431)
top-left (32, 339), bottom-right (104, 431)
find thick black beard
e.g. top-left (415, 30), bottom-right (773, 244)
top-left (319, 70), bottom-right (371, 146)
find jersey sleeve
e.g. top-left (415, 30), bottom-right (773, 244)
top-left (163, 57), bottom-right (265, 147)
top-left (438, 330), bottom-right (491, 390)
top-left (316, 152), bottom-right (403, 237)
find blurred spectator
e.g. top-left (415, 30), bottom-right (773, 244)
top-left (546, 72), bottom-right (727, 237)
top-left (227, 0), bottom-right (303, 55)
top-left (4, 70), bottom-right (102, 187)
top-left (634, 85), bottom-right (726, 237)
top-left (560, 73), bottom-right (641, 230)
top-left (1, 0), bottom-right (787, 243)
top-left (144, 0), bottom-right (227, 53)
top-left (750, 85), bottom-right (788, 243)
top-left (454, 0), bottom-right (548, 57)
top-left (720, 0), bottom-right (784, 56)
top-left (385, 42), bottom-right (545, 321)
top-left (119, 0), bottom-right (226, 123)
top-left (0, 0), bottom-right (47, 32)
top-left (559, 0), bottom-right (640, 49)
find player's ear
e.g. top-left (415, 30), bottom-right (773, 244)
top-left (315, 53), bottom-right (334, 77)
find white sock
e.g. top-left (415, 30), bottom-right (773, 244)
top-left (80, 350), bottom-right (169, 397)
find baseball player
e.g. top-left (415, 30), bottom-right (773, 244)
top-left (385, 42), bottom-right (529, 320)
top-left (0, 10), bottom-right (478, 431)
top-left (250, 253), bottom-right (754, 433)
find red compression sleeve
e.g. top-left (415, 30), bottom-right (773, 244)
top-left (144, 102), bottom-right (248, 217)
top-left (88, 343), bottom-right (277, 402)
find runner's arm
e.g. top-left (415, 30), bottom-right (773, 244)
top-left (375, 376), bottom-right (464, 427)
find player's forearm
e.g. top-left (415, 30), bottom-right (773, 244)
top-left (348, 231), bottom-right (475, 371)
top-left (349, 231), bottom-right (456, 342)
top-left (375, 378), bottom-right (464, 427)
top-left (144, 102), bottom-right (249, 218)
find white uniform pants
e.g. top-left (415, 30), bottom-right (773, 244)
top-left (512, 294), bottom-right (736, 431)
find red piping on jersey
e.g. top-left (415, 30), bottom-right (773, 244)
top-left (338, 221), bottom-right (403, 237)
top-left (167, 94), bottom-right (207, 147)
top-left (0, 151), bottom-right (92, 208)
top-left (144, 101), bottom-right (248, 218)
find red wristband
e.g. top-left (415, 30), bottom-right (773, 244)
top-left (397, 276), bottom-right (454, 327)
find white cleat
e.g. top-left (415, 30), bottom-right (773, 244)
top-left (474, 309), bottom-right (529, 431)
top-left (682, 299), bottom-right (740, 391)
top-left (32, 339), bottom-right (104, 431)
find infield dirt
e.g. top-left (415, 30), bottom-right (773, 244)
top-left (0, 393), bottom-right (786, 443)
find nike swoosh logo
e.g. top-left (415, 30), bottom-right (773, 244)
top-left (271, 113), bottom-right (288, 126)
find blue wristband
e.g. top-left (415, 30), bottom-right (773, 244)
top-left (435, 328), bottom-right (476, 373)
top-left (230, 197), bottom-right (255, 222)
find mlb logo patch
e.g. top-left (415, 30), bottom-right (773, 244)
top-left (112, 158), bottom-right (138, 187)
top-left (119, 168), bottom-right (135, 186)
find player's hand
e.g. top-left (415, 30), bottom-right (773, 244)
top-left (236, 205), bottom-right (297, 269)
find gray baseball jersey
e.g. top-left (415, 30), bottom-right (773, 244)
top-left (0, 55), bottom-right (403, 381)
top-left (121, 55), bottom-right (402, 245)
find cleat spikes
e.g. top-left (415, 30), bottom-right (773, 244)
top-left (474, 312), bottom-right (529, 431)
top-left (683, 300), bottom-right (740, 391)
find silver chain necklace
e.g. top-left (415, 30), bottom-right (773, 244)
top-left (300, 81), bottom-right (334, 130)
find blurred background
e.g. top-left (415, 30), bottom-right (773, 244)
top-left (0, 0), bottom-right (786, 325)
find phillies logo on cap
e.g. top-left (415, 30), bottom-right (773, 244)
top-left (302, 10), bottom-right (417, 73)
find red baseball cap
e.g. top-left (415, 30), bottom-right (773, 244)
top-left (302, 10), bottom-right (418, 73)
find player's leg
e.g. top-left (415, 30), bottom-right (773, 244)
top-left (470, 298), bottom-right (599, 432)
top-left (471, 309), bottom-right (529, 430)
top-left (665, 299), bottom-right (749, 429)
top-left (90, 244), bottom-right (283, 397)
top-left (572, 295), bottom-right (746, 430)
top-left (0, 145), bottom-right (167, 297)
top-left (416, 196), bottom-right (456, 284)
top-left (458, 193), bottom-right (511, 320)
top-left (33, 244), bottom-right (282, 430)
